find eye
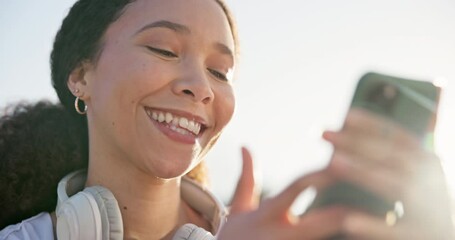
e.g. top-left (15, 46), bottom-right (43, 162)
top-left (207, 68), bottom-right (228, 82)
top-left (146, 46), bottom-right (178, 59)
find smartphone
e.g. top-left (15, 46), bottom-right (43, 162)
top-left (351, 72), bottom-right (440, 140)
top-left (306, 72), bottom-right (441, 239)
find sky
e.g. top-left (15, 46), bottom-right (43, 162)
top-left (1, 0), bottom-right (454, 202)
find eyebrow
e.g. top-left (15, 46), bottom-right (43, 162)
top-left (214, 42), bottom-right (234, 59)
top-left (135, 20), bottom-right (234, 59)
top-left (135, 20), bottom-right (191, 35)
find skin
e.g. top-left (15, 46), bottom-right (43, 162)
top-left (68, 0), bottom-right (235, 238)
top-left (324, 109), bottom-right (455, 239)
top-left (64, 0), bottom-right (454, 239)
top-left (223, 110), bottom-right (454, 240)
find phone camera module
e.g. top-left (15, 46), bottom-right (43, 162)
top-left (365, 83), bottom-right (399, 116)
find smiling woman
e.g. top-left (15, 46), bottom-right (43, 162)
top-left (2, 0), bottom-right (239, 238)
top-left (56, 0), bottom-right (239, 239)
top-left (65, 2), bottom-right (236, 182)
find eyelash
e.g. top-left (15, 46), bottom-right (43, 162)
top-left (146, 46), bottom-right (178, 58)
top-left (207, 68), bottom-right (228, 82)
top-left (146, 46), bottom-right (228, 82)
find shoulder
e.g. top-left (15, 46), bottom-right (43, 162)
top-left (0, 212), bottom-right (54, 240)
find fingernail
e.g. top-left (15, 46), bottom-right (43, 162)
top-left (322, 131), bottom-right (335, 141)
top-left (321, 130), bottom-right (331, 137)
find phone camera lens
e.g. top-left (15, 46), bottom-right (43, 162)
top-left (383, 84), bottom-right (398, 100)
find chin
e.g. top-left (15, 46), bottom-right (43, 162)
top-left (138, 143), bottom-right (205, 179)
top-left (149, 158), bottom-right (196, 180)
top-left (153, 170), bottom-right (187, 179)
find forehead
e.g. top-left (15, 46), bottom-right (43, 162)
top-left (105, 0), bottom-right (235, 50)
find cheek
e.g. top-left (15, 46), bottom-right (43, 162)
top-left (87, 51), bottom-right (176, 142)
top-left (215, 87), bottom-right (235, 127)
top-left (92, 61), bottom-right (171, 108)
top-left (93, 43), bottom-right (174, 99)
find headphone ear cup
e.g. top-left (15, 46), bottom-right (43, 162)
top-left (56, 191), bottom-right (103, 240)
top-left (172, 223), bottom-right (215, 240)
top-left (84, 186), bottom-right (124, 240)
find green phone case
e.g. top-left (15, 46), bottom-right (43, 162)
top-left (307, 72), bottom-right (440, 240)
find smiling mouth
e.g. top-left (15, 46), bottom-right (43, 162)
top-left (145, 107), bottom-right (206, 136)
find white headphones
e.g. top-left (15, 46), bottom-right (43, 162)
top-left (56, 170), bottom-right (227, 240)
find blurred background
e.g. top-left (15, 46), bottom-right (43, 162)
top-left (1, 0), bottom-right (454, 203)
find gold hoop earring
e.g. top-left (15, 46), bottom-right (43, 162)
top-left (74, 97), bottom-right (87, 115)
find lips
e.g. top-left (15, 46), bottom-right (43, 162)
top-left (144, 107), bottom-right (206, 137)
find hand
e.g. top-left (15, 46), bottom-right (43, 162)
top-left (229, 147), bottom-right (260, 214)
top-left (324, 109), bottom-right (455, 239)
top-left (220, 147), bottom-right (349, 239)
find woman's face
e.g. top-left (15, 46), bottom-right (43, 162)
top-left (82, 0), bottom-right (236, 178)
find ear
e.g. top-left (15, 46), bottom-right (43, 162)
top-left (67, 61), bottom-right (94, 100)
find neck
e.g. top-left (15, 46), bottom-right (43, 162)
top-left (86, 154), bottom-right (188, 239)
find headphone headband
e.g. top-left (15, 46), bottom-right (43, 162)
top-left (56, 170), bottom-right (227, 239)
top-left (57, 170), bottom-right (87, 210)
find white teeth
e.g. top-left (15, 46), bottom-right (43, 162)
top-left (165, 112), bottom-right (173, 123)
top-left (147, 109), bottom-right (203, 135)
top-left (152, 112), bottom-right (158, 120)
top-left (170, 124), bottom-right (189, 135)
top-left (172, 117), bottom-right (179, 126)
top-left (158, 112), bottom-right (165, 122)
top-left (188, 121), bottom-right (196, 133)
top-left (176, 127), bottom-right (189, 135)
top-left (179, 118), bottom-right (189, 129)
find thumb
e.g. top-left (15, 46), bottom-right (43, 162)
top-left (229, 146), bottom-right (260, 214)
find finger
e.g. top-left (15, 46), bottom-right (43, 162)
top-left (343, 212), bottom-right (418, 240)
top-left (230, 147), bottom-right (260, 214)
top-left (328, 151), bottom-right (409, 201)
top-left (343, 108), bottom-right (420, 148)
top-left (263, 170), bottom-right (334, 219)
top-left (293, 206), bottom-right (349, 239)
top-left (345, 213), bottom-right (454, 240)
top-left (324, 131), bottom-right (410, 174)
top-left (328, 146), bottom-right (443, 202)
top-left (323, 109), bottom-right (424, 174)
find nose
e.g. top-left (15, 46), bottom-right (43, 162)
top-left (172, 65), bottom-right (215, 104)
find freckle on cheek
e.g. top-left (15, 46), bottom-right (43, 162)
top-left (112, 122), bottom-right (115, 126)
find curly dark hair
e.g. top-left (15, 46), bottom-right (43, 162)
top-left (0, 101), bottom-right (88, 228)
top-left (0, 0), bottom-right (135, 228)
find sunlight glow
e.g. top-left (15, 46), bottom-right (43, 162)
top-left (434, 84), bottom-right (455, 199)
